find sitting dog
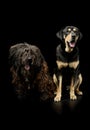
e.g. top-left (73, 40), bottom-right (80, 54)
top-left (8, 43), bottom-right (56, 101)
top-left (53, 26), bottom-right (83, 102)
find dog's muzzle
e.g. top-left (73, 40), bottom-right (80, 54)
top-left (24, 58), bottom-right (32, 71)
top-left (68, 34), bottom-right (77, 48)
top-left (68, 41), bottom-right (76, 48)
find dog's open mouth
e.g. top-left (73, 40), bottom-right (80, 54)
top-left (24, 64), bottom-right (30, 70)
top-left (24, 59), bottom-right (33, 70)
top-left (68, 41), bottom-right (76, 48)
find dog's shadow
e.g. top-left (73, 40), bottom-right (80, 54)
top-left (51, 96), bottom-right (83, 115)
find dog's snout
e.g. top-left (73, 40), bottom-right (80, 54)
top-left (28, 58), bottom-right (32, 64)
top-left (72, 35), bottom-right (75, 39)
top-left (71, 31), bottom-right (76, 37)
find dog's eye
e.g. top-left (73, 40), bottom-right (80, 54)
top-left (67, 28), bottom-right (71, 32)
top-left (73, 28), bottom-right (77, 32)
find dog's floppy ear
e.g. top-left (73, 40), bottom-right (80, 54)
top-left (79, 31), bottom-right (83, 40)
top-left (56, 29), bottom-right (63, 41)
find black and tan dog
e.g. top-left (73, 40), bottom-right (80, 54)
top-left (53, 26), bottom-right (83, 102)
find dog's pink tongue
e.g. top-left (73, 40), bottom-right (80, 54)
top-left (24, 65), bottom-right (30, 70)
top-left (69, 42), bottom-right (75, 48)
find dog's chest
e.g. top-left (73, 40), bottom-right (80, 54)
top-left (56, 60), bottom-right (79, 70)
top-left (57, 47), bottom-right (79, 69)
top-left (61, 67), bottom-right (73, 84)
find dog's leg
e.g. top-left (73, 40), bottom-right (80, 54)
top-left (75, 74), bottom-right (83, 95)
top-left (70, 77), bottom-right (77, 100)
top-left (53, 74), bottom-right (62, 102)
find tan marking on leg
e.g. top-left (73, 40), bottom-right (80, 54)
top-left (70, 77), bottom-right (77, 100)
top-left (53, 74), bottom-right (58, 87)
top-left (75, 74), bottom-right (83, 95)
top-left (54, 75), bottom-right (62, 102)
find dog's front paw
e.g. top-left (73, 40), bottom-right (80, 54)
top-left (76, 90), bottom-right (83, 95)
top-left (54, 95), bottom-right (61, 102)
top-left (70, 94), bottom-right (77, 100)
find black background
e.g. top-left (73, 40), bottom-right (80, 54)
top-left (0, 2), bottom-right (90, 129)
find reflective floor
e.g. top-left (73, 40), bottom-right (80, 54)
top-left (0, 8), bottom-right (89, 128)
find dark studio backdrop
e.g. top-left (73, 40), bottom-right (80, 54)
top-left (0, 3), bottom-right (90, 129)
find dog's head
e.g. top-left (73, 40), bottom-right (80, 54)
top-left (9, 43), bottom-right (44, 71)
top-left (56, 26), bottom-right (82, 53)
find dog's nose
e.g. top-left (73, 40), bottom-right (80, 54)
top-left (71, 31), bottom-right (76, 38)
top-left (28, 58), bottom-right (32, 64)
top-left (72, 35), bottom-right (75, 39)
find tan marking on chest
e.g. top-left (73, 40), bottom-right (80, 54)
top-left (56, 60), bottom-right (79, 69)
top-left (56, 61), bottom-right (68, 69)
top-left (69, 60), bottom-right (79, 69)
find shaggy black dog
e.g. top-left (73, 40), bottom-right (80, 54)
top-left (9, 43), bottom-right (56, 101)
top-left (53, 26), bottom-right (83, 102)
